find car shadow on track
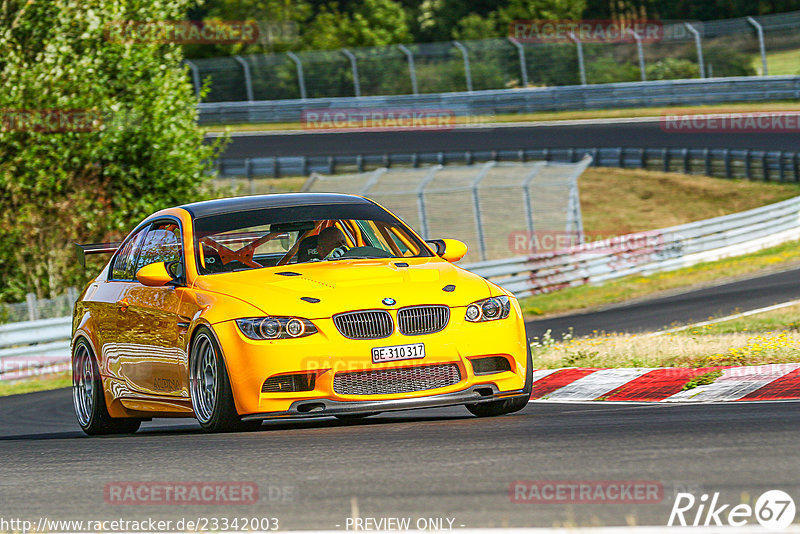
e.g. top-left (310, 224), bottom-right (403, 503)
top-left (0, 408), bottom-right (523, 441)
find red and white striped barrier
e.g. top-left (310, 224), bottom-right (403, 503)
top-left (531, 363), bottom-right (800, 402)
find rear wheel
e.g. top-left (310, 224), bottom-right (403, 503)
top-left (189, 327), bottom-right (262, 433)
top-left (72, 339), bottom-right (141, 435)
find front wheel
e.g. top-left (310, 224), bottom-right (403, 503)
top-left (72, 339), bottom-right (141, 435)
top-left (466, 395), bottom-right (529, 417)
top-left (466, 343), bottom-right (533, 418)
top-left (189, 327), bottom-right (262, 433)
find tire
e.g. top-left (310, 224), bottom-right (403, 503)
top-left (72, 338), bottom-right (141, 435)
top-left (189, 327), bottom-right (262, 433)
top-left (466, 342), bottom-right (533, 418)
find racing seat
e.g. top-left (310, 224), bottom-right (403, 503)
top-left (296, 235), bottom-right (320, 262)
top-left (201, 244), bottom-right (226, 273)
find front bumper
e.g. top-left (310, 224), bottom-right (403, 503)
top-left (241, 385), bottom-right (527, 420)
top-left (213, 303), bottom-right (529, 416)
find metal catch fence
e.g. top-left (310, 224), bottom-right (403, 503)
top-left (299, 158), bottom-right (591, 263)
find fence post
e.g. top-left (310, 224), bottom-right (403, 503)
top-left (795, 152), bottom-right (799, 182)
top-left (522, 162), bottom-right (546, 239)
top-left (682, 148), bottom-right (690, 174)
top-left (233, 55), bottom-right (254, 102)
top-left (471, 162), bottom-right (495, 261)
top-left (341, 49), bottom-right (361, 97)
top-left (746, 17), bottom-right (768, 76)
top-left (566, 155), bottom-right (592, 244)
top-left (507, 37), bottom-right (529, 88)
top-left (627, 29), bottom-right (646, 81)
top-left (25, 293), bottom-right (38, 322)
top-left (663, 148), bottom-right (670, 172)
top-left (744, 149), bottom-right (752, 180)
top-left (416, 165), bottom-right (442, 240)
top-left (684, 23), bottom-right (705, 78)
top-left (244, 158), bottom-right (254, 192)
top-left (397, 44), bottom-right (419, 95)
top-left (723, 148), bottom-right (731, 178)
top-left (286, 52), bottom-right (307, 99)
top-left (779, 150), bottom-right (785, 182)
top-left (704, 148), bottom-right (711, 176)
top-left (569, 33), bottom-right (587, 86)
top-left (762, 151), bottom-right (769, 181)
top-left (453, 41), bottom-right (473, 92)
top-left (184, 60), bottom-right (202, 100)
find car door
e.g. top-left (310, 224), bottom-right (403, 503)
top-left (94, 225), bottom-right (148, 383)
top-left (117, 220), bottom-right (186, 397)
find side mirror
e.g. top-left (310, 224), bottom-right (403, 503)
top-left (426, 239), bottom-right (468, 262)
top-left (136, 262), bottom-right (176, 287)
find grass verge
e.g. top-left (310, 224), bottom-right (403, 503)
top-left (0, 372), bottom-right (71, 397)
top-left (204, 101), bottom-right (800, 133)
top-left (532, 303), bottom-right (800, 369)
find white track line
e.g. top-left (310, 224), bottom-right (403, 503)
top-left (650, 298), bottom-right (800, 337)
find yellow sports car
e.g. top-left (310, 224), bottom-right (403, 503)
top-left (72, 193), bottom-right (532, 434)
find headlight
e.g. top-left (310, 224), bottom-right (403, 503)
top-left (236, 317), bottom-right (318, 339)
top-left (465, 296), bottom-right (511, 322)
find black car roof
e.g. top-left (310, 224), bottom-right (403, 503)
top-left (179, 193), bottom-right (372, 218)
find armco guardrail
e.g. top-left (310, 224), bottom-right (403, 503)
top-left (214, 146), bottom-right (800, 182)
top-left (465, 195), bottom-right (800, 297)
top-left (198, 76), bottom-right (800, 125)
top-left (0, 317), bottom-right (71, 381)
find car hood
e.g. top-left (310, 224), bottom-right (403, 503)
top-left (192, 257), bottom-right (492, 319)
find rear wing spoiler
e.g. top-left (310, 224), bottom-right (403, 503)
top-left (74, 242), bottom-right (121, 268)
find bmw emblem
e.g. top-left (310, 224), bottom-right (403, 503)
top-left (382, 298), bottom-right (396, 306)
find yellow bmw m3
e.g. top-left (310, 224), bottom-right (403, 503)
top-left (71, 193), bottom-right (532, 434)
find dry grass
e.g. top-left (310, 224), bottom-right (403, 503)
top-left (580, 167), bottom-right (800, 237)
top-left (533, 303), bottom-right (800, 369)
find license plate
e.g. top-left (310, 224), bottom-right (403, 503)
top-left (372, 343), bottom-right (425, 363)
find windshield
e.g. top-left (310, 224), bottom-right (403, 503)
top-left (193, 203), bottom-right (432, 275)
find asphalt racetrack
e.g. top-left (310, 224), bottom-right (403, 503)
top-left (1, 389), bottom-right (799, 529)
top-left (3, 268), bottom-right (800, 528)
top-left (216, 117), bottom-right (800, 159)
top-left (524, 265), bottom-right (800, 338)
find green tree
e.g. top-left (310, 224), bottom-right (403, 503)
top-left (304, 0), bottom-right (411, 49)
top-left (0, 0), bottom-right (222, 302)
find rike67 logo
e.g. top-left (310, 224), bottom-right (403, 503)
top-left (669, 490), bottom-right (796, 530)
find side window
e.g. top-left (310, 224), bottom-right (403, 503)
top-left (136, 222), bottom-right (182, 273)
top-left (111, 227), bottom-right (147, 281)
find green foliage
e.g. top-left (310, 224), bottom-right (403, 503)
top-left (586, 56), bottom-right (640, 84)
top-left (646, 58), bottom-right (700, 80)
top-left (304, 0), bottom-right (411, 50)
top-left (682, 370), bottom-right (723, 391)
top-left (0, 0), bottom-right (223, 302)
top-left (703, 47), bottom-right (757, 78)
